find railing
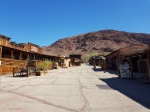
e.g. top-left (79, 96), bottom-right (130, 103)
top-left (12, 68), bottom-right (29, 77)
top-left (0, 58), bottom-right (27, 75)
top-left (0, 66), bottom-right (13, 74)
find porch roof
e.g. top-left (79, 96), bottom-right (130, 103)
top-left (106, 44), bottom-right (149, 59)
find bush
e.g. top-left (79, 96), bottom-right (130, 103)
top-left (84, 57), bottom-right (90, 63)
top-left (37, 60), bottom-right (53, 71)
top-left (84, 53), bottom-right (99, 63)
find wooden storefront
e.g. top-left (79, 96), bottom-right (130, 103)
top-left (69, 54), bottom-right (82, 66)
top-left (89, 55), bottom-right (106, 70)
top-left (0, 34), bottom-right (59, 74)
top-left (105, 44), bottom-right (150, 81)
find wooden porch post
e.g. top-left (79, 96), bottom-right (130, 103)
top-left (11, 50), bottom-right (14, 59)
top-left (93, 57), bottom-right (96, 69)
top-left (13, 68), bottom-right (15, 77)
top-left (27, 54), bottom-right (29, 60)
top-left (34, 54), bottom-right (35, 60)
top-left (117, 52), bottom-right (121, 77)
top-left (104, 59), bottom-right (106, 73)
top-left (0, 46), bottom-right (2, 58)
top-left (40, 55), bottom-right (43, 61)
top-left (129, 57), bottom-right (133, 79)
top-left (147, 53), bottom-right (150, 81)
top-left (27, 67), bottom-right (29, 77)
top-left (20, 52), bottom-right (22, 60)
top-left (99, 59), bottom-right (101, 67)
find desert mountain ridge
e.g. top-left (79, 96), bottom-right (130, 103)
top-left (43, 29), bottom-right (150, 60)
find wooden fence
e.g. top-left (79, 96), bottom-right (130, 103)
top-left (0, 58), bottom-right (27, 75)
top-left (0, 66), bottom-right (13, 74)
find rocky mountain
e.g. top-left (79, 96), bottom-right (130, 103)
top-left (44, 30), bottom-right (150, 60)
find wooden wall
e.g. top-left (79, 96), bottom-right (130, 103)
top-left (0, 36), bottom-right (42, 54)
top-left (0, 36), bottom-right (10, 46)
top-left (9, 44), bottom-right (24, 51)
top-left (0, 66), bottom-right (13, 74)
top-left (0, 58), bottom-right (27, 74)
top-left (27, 42), bottom-right (42, 53)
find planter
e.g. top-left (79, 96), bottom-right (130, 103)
top-left (36, 71), bottom-right (45, 76)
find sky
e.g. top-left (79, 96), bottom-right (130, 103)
top-left (0, 0), bottom-right (150, 46)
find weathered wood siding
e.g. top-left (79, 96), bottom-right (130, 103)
top-left (0, 37), bottom-right (10, 46)
top-left (0, 66), bottom-right (13, 74)
top-left (0, 58), bottom-right (27, 74)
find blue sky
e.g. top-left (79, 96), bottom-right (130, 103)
top-left (0, 0), bottom-right (150, 46)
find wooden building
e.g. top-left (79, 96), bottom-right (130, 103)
top-left (89, 55), bottom-right (106, 69)
top-left (59, 53), bottom-right (82, 68)
top-left (0, 34), bottom-right (60, 74)
top-left (105, 44), bottom-right (150, 81)
top-left (69, 53), bottom-right (82, 66)
top-left (59, 56), bottom-right (71, 68)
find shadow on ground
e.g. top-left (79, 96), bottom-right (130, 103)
top-left (97, 77), bottom-right (150, 109)
top-left (13, 75), bottom-right (29, 77)
top-left (92, 68), bottom-right (103, 72)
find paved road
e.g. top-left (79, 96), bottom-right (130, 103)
top-left (0, 64), bottom-right (150, 112)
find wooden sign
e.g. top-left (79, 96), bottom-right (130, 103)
top-left (31, 46), bottom-right (38, 52)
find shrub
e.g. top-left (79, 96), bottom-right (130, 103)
top-left (37, 60), bottom-right (53, 71)
top-left (84, 53), bottom-right (99, 63)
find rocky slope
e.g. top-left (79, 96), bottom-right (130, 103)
top-left (44, 30), bottom-right (150, 59)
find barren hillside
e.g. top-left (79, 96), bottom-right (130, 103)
top-left (44, 30), bottom-right (150, 59)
